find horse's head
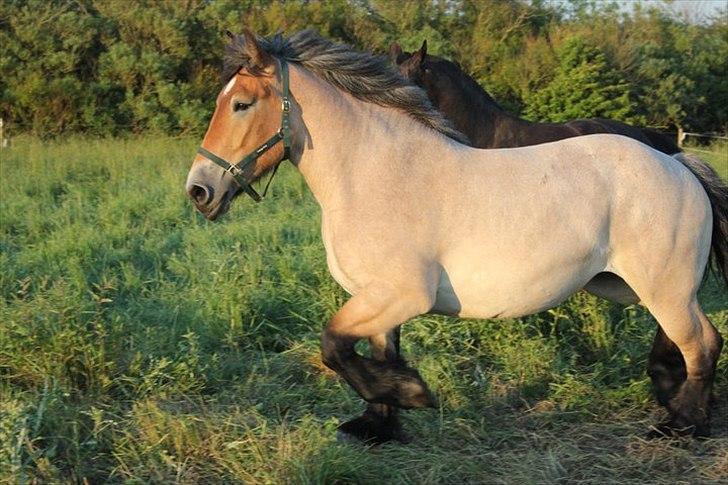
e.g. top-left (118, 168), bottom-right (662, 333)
top-left (390, 41), bottom-right (443, 107)
top-left (186, 30), bottom-right (293, 220)
top-left (391, 41), bottom-right (472, 114)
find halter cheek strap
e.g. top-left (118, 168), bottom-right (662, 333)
top-left (196, 59), bottom-right (292, 202)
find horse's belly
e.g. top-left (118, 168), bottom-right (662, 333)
top-left (431, 256), bottom-right (601, 319)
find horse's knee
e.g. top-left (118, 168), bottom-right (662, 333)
top-left (320, 329), bottom-right (352, 372)
top-left (369, 329), bottom-right (401, 362)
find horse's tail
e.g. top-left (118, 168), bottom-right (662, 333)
top-left (674, 152), bottom-right (728, 287)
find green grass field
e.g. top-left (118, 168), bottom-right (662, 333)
top-left (1, 137), bottom-right (727, 484)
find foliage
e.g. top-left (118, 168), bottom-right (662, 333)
top-left (0, 0), bottom-right (727, 137)
top-left (522, 36), bottom-right (638, 123)
top-left (0, 136), bottom-right (726, 482)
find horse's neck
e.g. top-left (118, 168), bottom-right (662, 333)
top-left (446, 75), bottom-right (534, 148)
top-left (288, 67), bottom-right (361, 205)
top-left (290, 66), bottom-right (450, 209)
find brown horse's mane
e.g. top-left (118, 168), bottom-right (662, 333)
top-left (223, 29), bottom-right (468, 144)
top-left (423, 55), bottom-right (505, 110)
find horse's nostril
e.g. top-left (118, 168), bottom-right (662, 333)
top-left (189, 184), bottom-right (212, 205)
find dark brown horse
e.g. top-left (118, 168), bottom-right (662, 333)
top-left (391, 41), bottom-right (680, 154)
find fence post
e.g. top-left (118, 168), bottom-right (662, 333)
top-left (677, 126), bottom-right (685, 148)
top-left (0, 118), bottom-right (6, 149)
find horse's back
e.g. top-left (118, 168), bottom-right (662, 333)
top-left (565, 119), bottom-right (680, 155)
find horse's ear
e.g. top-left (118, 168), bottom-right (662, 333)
top-left (410, 39), bottom-right (427, 67)
top-left (389, 42), bottom-right (403, 63)
top-left (417, 40), bottom-right (427, 60)
top-left (242, 28), bottom-right (273, 70)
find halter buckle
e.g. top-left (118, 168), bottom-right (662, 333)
top-left (282, 98), bottom-right (291, 112)
top-left (226, 164), bottom-right (243, 176)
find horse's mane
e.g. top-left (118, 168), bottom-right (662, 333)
top-left (425, 55), bottom-right (505, 111)
top-left (223, 29), bottom-right (468, 144)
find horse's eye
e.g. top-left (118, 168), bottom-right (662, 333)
top-left (233, 100), bottom-right (253, 112)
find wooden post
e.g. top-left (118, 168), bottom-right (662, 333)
top-left (0, 118), bottom-right (6, 148)
top-left (677, 126), bottom-right (685, 148)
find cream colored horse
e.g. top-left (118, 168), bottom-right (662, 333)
top-left (186, 30), bottom-right (727, 443)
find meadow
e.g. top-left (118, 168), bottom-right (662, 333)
top-left (1, 136), bottom-right (726, 484)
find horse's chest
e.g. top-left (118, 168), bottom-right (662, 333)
top-left (320, 214), bottom-right (361, 295)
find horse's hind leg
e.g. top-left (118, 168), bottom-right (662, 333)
top-left (584, 272), bottom-right (690, 408)
top-left (321, 285), bottom-right (436, 418)
top-left (645, 298), bottom-right (723, 437)
top-left (337, 327), bottom-right (412, 443)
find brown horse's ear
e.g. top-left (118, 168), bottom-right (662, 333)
top-left (417, 40), bottom-right (427, 61)
top-left (408, 39), bottom-right (427, 68)
top-left (389, 42), bottom-right (403, 63)
top-left (243, 28), bottom-right (273, 70)
top-left (398, 40), bottom-right (427, 79)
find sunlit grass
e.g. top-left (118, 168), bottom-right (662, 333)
top-left (1, 136), bottom-right (726, 483)
top-left (685, 138), bottom-right (728, 179)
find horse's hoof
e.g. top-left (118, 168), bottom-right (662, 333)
top-left (336, 429), bottom-right (363, 444)
top-left (336, 413), bottom-right (411, 445)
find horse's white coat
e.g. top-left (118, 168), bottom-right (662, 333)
top-left (278, 66), bottom-right (711, 322)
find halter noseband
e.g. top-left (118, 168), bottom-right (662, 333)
top-left (196, 59), bottom-right (292, 202)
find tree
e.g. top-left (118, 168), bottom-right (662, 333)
top-left (522, 36), bottom-right (639, 123)
top-left (0, 0), bottom-right (725, 137)
top-left (0, 0), bottom-right (103, 135)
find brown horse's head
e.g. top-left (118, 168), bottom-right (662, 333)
top-left (391, 41), bottom-right (485, 114)
top-left (186, 30), bottom-right (290, 220)
top-left (390, 41), bottom-right (445, 107)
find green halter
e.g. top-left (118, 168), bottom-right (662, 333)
top-left (197, 59), bottom-right (292, 202)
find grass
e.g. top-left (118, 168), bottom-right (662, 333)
top-left (684, 139), bottom-right (728, 179)
top-left (0, 136), bottom-right (726, 484)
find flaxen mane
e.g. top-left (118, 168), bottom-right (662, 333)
top-left (223, 29), bottom-right (469, 144)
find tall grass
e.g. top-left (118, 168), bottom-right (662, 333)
top-left (1, 136), bottom-right (726, 483)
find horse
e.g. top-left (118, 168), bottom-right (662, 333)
top-left (390, 41), bottom-right (680, 155)
top-left (186, 29), bottom-right (728, 444)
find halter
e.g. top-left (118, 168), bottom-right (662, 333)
top-left (197, 59), bottom-right (292, 202)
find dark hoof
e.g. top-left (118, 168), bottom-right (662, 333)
top-left (336, 412), bottom-right (412, 445)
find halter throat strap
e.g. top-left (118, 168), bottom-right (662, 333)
top-left (196, 59), bottom-right (291, 203)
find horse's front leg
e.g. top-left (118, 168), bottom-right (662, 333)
top-left (321, 285), bottom-right (437, 440)
top-left (337, 327), bottom-right (412, 443)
